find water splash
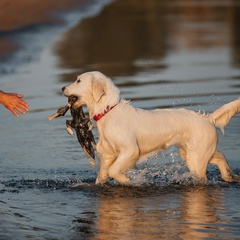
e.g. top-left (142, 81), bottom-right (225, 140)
top-left (127, 160), bottom-right (195, 187)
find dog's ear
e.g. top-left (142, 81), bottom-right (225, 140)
top-left (92, 80), bottom-right (105, 102)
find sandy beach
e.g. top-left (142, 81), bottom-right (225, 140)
top-left (0, 0), bottom-right (87, 31)
top-left (0, 0), bottom-right (86, 62)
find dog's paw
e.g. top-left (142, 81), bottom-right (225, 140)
top-left (95, 177), bottom-right (108, 185)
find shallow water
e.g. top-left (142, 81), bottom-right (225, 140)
top-left (1, 0), bottom-right (240, 239)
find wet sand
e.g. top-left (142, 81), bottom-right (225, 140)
top-left (0, 0), bottom-right (87, 31)
top-left (0, 0), bottom-right (86, 62)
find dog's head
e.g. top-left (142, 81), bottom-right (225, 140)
top-left (62, 71), bottom-right (120, 117)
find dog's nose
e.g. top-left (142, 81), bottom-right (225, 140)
top-left (62, 86), bottom-right (66, 92)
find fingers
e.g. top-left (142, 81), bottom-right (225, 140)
top-left (8, 95), bottom-right (29, 117)
top-left (14, 99), bottom-right (29, 117)
top-left (10, 108), bottom-right (20, 118)
top-left (18, 98), bottom-right (29, 110)
top-left (9, 104), bottom-right (28, 118)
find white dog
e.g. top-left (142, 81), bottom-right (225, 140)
top-left (62, 71), bottom-right (240, 185)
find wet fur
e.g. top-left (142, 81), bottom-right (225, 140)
top-left (62, 71), bottom-right (240, 185)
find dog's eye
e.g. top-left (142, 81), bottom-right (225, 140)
top-left (77, 79), bottom-right (81, 83)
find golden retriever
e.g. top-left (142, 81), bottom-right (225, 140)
top-left (62, 71), bottom-right (240, 185)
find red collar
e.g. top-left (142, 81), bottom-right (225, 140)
top-left (93, 103), bottom-right (118, 121)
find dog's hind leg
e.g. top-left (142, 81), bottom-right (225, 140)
top-left (186, 158), bottom-right (208, 182)
top-left (209, 152), bottom-right (240, 182)
top-left (183, 130), bottom-right (217, 182)
top-left (184, 147), bottom-right (215, 182)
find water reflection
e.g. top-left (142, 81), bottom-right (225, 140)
top-left (54, 0), bottom-right (168, 80)
top-left (54, 0), bottom-right (240, 82)
top-left (179, 187), bottom-right (224, 239)
top-left (71, 186), bottom-right (230, 239)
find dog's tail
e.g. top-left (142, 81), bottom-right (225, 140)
top-left (208, 97), bottom-right (240, 134)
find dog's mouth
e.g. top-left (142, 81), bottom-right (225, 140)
top-left (68, 95), bottom-right (78, 107)
top-left (68, 95), bottom-right (78, 103)
top-left (67, 95), bottom-right (84, 109)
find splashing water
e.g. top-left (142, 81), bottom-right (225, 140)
top-left (126, 148), bottom-right (194, 187)
top-left (126, 147), bottom-right (237, 187)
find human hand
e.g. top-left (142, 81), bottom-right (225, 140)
top-left (0, 91), bottom-right (29, 117)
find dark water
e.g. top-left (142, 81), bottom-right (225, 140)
top-left (1, 0), bottom-right (240, 239)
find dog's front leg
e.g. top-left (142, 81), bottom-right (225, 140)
top-left (96, 157), bottom-right (115, 185)
top-left (108, 148), bottom-right (139, 185)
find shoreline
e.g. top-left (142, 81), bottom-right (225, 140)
top-left (0, 0), bottom-right (86, 63)
top-left (0, 0), bottom-right (112, 76)
top-left (0, 0), bottom-right (88, 32)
